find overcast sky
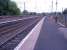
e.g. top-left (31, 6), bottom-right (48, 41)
top-left (11, 0), bottom-right (67, 13)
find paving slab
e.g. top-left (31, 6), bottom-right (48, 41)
top-left (34, 16), bottom-right (67, 50)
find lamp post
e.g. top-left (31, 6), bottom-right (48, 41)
top-left (56, 0), bottom-right (58, 12)
top-left (55, 0), bottom-right (58, 22)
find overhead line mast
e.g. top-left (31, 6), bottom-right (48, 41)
top-left (51, 0), bottom-right (53, 12)
top-left (24, 1), bottom-right (26, 10)
top-left (56, 0), bottom-right (58, 12)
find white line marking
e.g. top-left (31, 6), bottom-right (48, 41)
top-left (14, 16), bottom-right (46, 50)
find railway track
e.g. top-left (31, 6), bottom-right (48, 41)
top-left (0, 17), bottom-right (38, 34)
top-left (0, 16), bottom-right (42, 50)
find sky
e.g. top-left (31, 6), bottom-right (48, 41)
top-left (11, 0), bottom-right (67, 13)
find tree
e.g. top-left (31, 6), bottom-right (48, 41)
top-left (0, 0), bottom-right (9, 15)
top-left (0, 0), bottom-right (21, 16)
top-left (8, 1), bottom-right (21, 15)
top-left (22, 10), bottom-right (28, 15)
top-left (63, 8), bottom-right (67, 14)
top-left (29, 12), bottom-right (36, 15)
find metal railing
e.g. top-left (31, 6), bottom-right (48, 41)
top-left (57, 14), bottom-right (67, 27)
